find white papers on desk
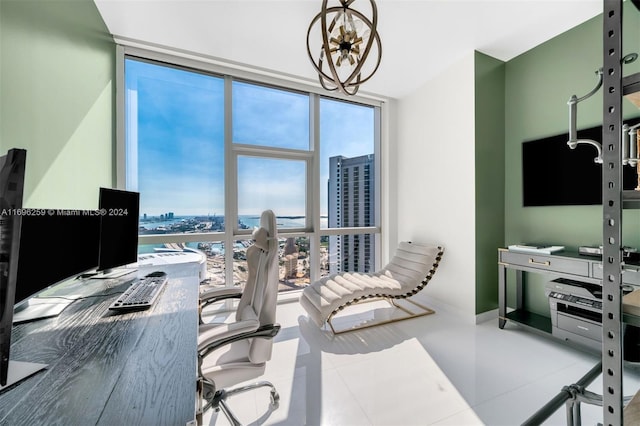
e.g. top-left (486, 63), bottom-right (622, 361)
top-left (508, 244), bottom-right (565, 254)
top-left (624, 289), bottom-right (640, 317)
top-left (13, 298), bottom-right (73, 323)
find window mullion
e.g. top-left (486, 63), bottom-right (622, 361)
top-left (310, 93), bottom-right (321, 284)
top-left (231, 144), bottom-right (313, 161)
top-left (224, 75), bottom-right (235, 288)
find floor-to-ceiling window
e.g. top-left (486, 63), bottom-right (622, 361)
top-left (121, 52), bottom-right (380, 292)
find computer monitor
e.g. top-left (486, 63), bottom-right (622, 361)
top-left (0, 148), bottom-right (46, 389)
top-left (96, 188), bottom-right (140, 277)
top-left (14, 212), bottom-right (101, 307)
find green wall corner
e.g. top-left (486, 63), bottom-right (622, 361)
top-left (0, 0), bottom-right (116, 209)
top-left (475, 51), bottom-right (506, 314)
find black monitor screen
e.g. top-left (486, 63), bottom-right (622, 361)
top-left (15, 212), bottom-right (100, 304)
top-left (523, 118), bottom-right (640, 207)
top-left (0, 148), bottom-right (26, 386)
top-left (98, 188), bottom-right (140, 272)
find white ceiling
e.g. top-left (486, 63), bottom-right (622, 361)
top-left (93, 0), bottom-right (602, 99)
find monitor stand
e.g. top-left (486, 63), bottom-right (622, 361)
top-left (90, 268), bottom-right (136, 280)
top-left (0, 360), bottom-right (47, 391)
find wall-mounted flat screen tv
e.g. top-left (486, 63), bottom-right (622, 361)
top-left (522, 118), bottom-right (640, 207)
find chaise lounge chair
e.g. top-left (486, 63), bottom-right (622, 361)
top-left (299, 241), bottom-right (444, 334)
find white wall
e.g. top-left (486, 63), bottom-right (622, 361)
top-left (395, 53), bottom-right (477, 322)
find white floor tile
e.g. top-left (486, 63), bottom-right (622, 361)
top-left (431, 407), bottom-right (484, 426)
top-left (200, 296), bottom-right (634, 426)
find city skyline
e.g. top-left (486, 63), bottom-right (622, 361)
top-left (138, 212), bottom-right (329, 234)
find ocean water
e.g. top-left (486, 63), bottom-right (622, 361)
top-left (140, 215), bottom-right (327, 230)
top-left (240, 215), bottom-right (305, 228)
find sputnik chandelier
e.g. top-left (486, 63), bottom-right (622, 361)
top-left (306, 0), bottom-right (382, 96)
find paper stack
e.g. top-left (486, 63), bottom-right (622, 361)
top-left (508, 244), bottom-right (565, 254)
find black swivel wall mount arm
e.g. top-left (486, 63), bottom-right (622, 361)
top-left (567, 52), bottom-right (638, 164)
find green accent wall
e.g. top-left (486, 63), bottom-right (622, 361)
top-left (0, 0), bottom-right (115, 209)
top-left (475, 51), bottom-right (505, 314)
top-left (504, 3), bottom-right (640, 316)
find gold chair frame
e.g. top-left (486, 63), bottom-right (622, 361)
top-left (326, 294), bottom-right (436, 335)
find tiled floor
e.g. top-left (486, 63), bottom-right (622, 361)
top-left (200, 295), bottom-right (640, 426)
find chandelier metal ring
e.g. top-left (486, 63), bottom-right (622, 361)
top-left (306, 0), bottom-right (382, 96)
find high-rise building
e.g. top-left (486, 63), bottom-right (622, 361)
top-left (283, 237), bottom-right (298, 279)
top-left (328, 154), bottom-right (375, 274)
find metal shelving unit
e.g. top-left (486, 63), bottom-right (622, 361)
top-left (602, 1), bottom-right (625, 423)
top-left (603, 0), bottom-right (640, 422)
top-left (522, 1), bottom-right (640, 424)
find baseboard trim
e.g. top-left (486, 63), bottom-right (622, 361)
top-left (475, 308), bottom-right (498, 324)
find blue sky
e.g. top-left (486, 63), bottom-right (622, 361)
top-left (126, 58), bottom-right (374, 217)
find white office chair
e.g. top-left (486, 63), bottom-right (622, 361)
top-left (196, 210), bottom-right (280, 426)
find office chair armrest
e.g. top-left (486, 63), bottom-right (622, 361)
top-left (198, 318), bottom-right (260, 350)
top-left (200, 286), bottom-right (242, 307)
top-left (198, 322), bottom-right (281, 359)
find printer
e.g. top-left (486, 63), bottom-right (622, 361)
top-left (546, 278), bottom-right (603, 351)
top-left (546, 277), bottom-right (640, 357)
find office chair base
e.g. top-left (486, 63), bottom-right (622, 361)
top-left (200, 380), bottom-right (279, 426)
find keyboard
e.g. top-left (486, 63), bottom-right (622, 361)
top-left (109, 271), bottom-right (168, 312)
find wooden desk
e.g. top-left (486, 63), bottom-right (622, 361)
top-left (0, 273), bottom-right (198, 426)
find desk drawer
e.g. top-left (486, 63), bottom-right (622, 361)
top-left (557, 313), bottom-right (601, 341)
top-left (593, 263), bottom-right (640, 285)
top-left (500, 251), bottom-right (589, 276)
